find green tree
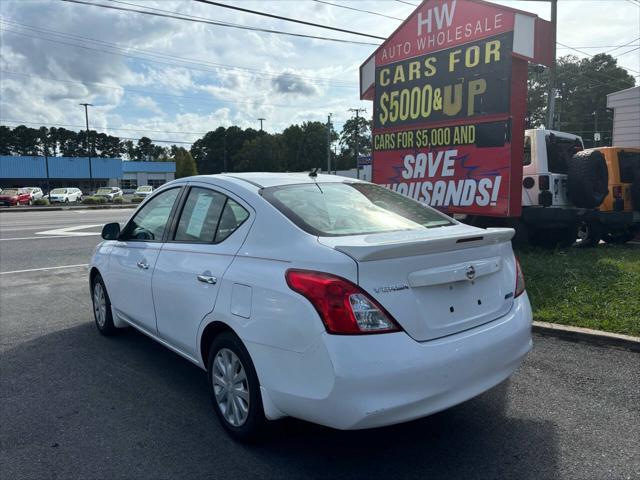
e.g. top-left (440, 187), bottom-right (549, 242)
top-left (170, 146), bottom-right (198, 178)
top-left (0, 126), bottom-right (12, 155)
top-left (527, 54), bottom-right (635, 146)
top-left (338, 116), bottom-right (371, 170)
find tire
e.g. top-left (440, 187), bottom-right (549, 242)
top-left (207, 331), bottom-right (266, 442)
top-left (603, 229), bottom-right (635, 245)
top-left (65, 198), bottom-right (69, 204)
top-left (567, 149), bottom-right (609, 208)
top-left (529, 225), bottom-right (577, 249)
top-left (28, 199), bottom-right (33, 206)
top-left (576, 220), bottom-right (602, 248)
top-left (91, 275), bottom-right (117, 336)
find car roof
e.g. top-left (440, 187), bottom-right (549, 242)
top-left (202, 172), bottom-right (364, 189)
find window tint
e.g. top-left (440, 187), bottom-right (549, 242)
top-left (174, 188), bottom-right (226, 243)
top-left (263, 182), bottom-right (453, 237)
top-left (545, 134), bottom-right (583, 174)
top-left (215, 199), bottom-right (249, 243)
top-left (523, 136), bottom-right (531, 165)
top-left (121, 188), bottom-right (180, 241)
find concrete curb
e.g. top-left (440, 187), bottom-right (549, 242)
top-left (533, 321), bottom-right (640, 352)
top-left (0, 205), bottom-right (137, 213)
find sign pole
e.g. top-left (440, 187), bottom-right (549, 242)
top-left (546, 0), bottom-right (558, 129)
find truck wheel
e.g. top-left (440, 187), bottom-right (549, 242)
top-left (603, 229), bottom-right (635, 245)
top-left (530, 226), bottom-right (577, 249)
top-left (576, 220), bottom-right (602, 248)
top-left (567, 150), bottom-right (609, 208)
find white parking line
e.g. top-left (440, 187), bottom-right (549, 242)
top-left (0, 235), bottom-right (70, 241)
top-left (0, 264), bottom-right (89, 275)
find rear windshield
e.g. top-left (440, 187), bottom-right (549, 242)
top-left (262, 182), bottom-right (454, 237)
top-left (545, 134), bottom-right (583, 174)
top-left (97, 188), bottom-right (112, 194)
top-left (137, 186), bottom-right (152, 192)
top-left (618, 150), bottom-right (640, 183)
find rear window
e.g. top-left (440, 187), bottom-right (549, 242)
top-left (618, 150), bottom-right (640, 183)
top-left (262, 182), bottom-right (454, 237)
top-left (545, 134), bottom-right (583, 174)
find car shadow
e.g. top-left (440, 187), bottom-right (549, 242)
top-left (2, 322), bottom-right (560, 480)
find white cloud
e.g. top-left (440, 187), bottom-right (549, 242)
top-left (1, 0), bottom-right (637, 144)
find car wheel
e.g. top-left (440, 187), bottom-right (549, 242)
top-left (603, 229), bottom-right (635, 245)
top-left (207, 331), bottom-right (266, 442)
top-left (28, 199), bottom-right (33, 206)
top-left (92, 275), bottom-right (117, 336)
top-left (65, 198), bottom-right (69, 204)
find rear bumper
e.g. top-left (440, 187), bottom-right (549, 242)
top-left (261, 293), bottom-right (532, 430)
top-left (522, 206), bottom-right (595, 228)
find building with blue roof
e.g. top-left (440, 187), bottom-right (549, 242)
top-left (0, 156), bottom-right (175, 192)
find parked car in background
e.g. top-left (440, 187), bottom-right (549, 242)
top-left (0, 188), bottom-right (32, 206)
top-left (90, 173), bottom-right (531, 441)
top-left (25, 187), bottom-right (44, 202)
top-left (95, 187), bottom-right (123, 202)
top-left (48, 187), bottom-right (83, 203)
top-left (133, 185), bottom-right (154, 199)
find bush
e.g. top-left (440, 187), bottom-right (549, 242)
top-left (130, 196), bottom-right (144, 204)
top-left (33, 198), bottom-right (50, 206)
top-left (113, 196), bottom-right (124, 204)
top-left (82, 196), bottom-right (107, 205)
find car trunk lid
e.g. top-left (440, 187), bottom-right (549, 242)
top-left (319, 225), bottom-right (517, 341)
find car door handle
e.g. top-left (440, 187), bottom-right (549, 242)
top-left (197, 275), bottom-right (217, 284)
top-left (137, 261), bottom-right (149, 270)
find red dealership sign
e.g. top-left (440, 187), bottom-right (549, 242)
top-left (360, 0), bottom-right (553, 217)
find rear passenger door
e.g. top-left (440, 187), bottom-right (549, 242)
top-left (153, 184), bottom-right (252, 357)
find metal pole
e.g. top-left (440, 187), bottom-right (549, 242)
top-left (44, 139), bottom-right (50, 197)
top-left (326, 113), bottom-right (332, 174)
top-left (80, 103), bottom-right (93, 192)
top-left (546, 0), bottom-right (557, 129)
top-left (223, 131), bottom-right (228, 172)
top-left (257, 117), bottom-right (265, 131)
top-left (348, 108), bottom-right (366, 179)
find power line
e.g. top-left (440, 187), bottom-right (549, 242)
top-left (312, 0), bottom-right (404, 21)
top-left (613, 46), bottom-right (640, 58)
top-left (60, 0), bottom-right (380, 46)
top-left (604, 37), bottom-right (640, 54)
top-left (193, 0), bottom-right (386, 40)
top-left (557, 41), bottom-right (640, 75)
top-left (0, 18), bottom-right (357, 89)
top-left (394, 0), bottom-right (419, 6)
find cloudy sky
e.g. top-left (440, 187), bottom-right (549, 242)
top-left (1, 0), bottom-right (638, 146)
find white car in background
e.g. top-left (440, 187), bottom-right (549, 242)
top-left (90, 173), bottom-right (532, 441)
top-left (48, 187), bottom-right (83, 203)
top-left (133, 185), bottom-right (154, 198)
top-left (25, 187), bottom-right (44, 202)
top-left (95, 187), bottom-right (123, 202)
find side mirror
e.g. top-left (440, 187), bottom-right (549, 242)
top-left (101, 222), bottom-right (121, 240)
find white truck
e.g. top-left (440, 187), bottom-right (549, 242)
top-left (464, 128), bottom-right (609, 248)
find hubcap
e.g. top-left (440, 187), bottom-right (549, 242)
top-left (93, 283), bottom-right (107, 328)
top-left (212, 348), bottom-right (250, 427)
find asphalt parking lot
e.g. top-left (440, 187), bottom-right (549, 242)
top-left (1, 209), bottom-right (639, 480)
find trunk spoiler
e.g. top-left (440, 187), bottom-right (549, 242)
top-left (332, 228), bottom-right (515, 262)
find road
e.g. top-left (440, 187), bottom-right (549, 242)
top-left (1, 210), bottom-right (639, 480)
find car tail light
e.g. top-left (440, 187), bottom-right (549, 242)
top-left (514, 257), bottom-right (525, 298)
top-left (613, 185), bottom-right (622, 199)
top-left (285, 269), bottom-right (401, 334)
top-left (538, 175), bottom-right (550, 191)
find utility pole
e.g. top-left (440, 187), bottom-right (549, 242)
top-left (257, 117), bottom-right (265, 132)
top-left (44, 137), bottom-right (51, 196)
top-left (326, 113), bottom-right (332, 174)
top-left (546, 0), bottom-right (557, 129)
top-left (348, 108), bottom-right (366, 179)
top-left (223, 130), bottom-right (228, 172)
top-left (80, 103), bottom-right (93, 192)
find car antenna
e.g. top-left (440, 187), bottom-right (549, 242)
top-left (309, 167), bottom-right (323, 193)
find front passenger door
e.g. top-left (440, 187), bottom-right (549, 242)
top-left (107, 187), bottom-right (182, 333)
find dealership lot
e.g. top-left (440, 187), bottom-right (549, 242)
top-left (1, 209), bottom-right (639, 480)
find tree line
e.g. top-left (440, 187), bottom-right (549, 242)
top-left (0, 117), bottom-right (371, 178)
top-left (0, 53), bottom-right (634, 175)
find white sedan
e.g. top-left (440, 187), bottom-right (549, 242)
top-left (48, 187), bottom-right (83, 203)
top-left (90, 173), bottom-right (532, 441)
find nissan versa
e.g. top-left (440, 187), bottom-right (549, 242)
top-left (90, 173), bottom-right (532, 440)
